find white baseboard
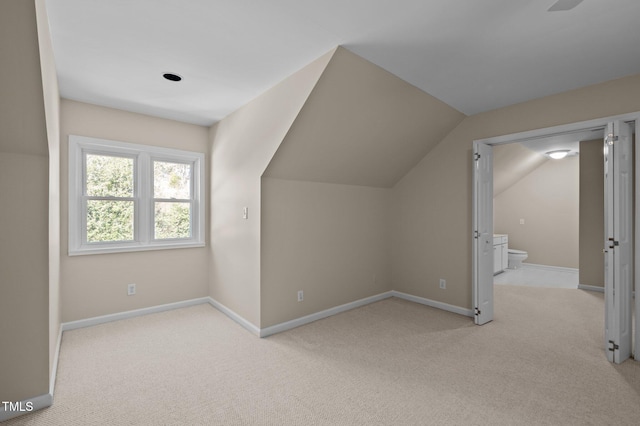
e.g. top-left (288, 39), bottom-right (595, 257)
top-left (259, 292), bottom-right (394, 338)
top-left (0, 393), bottom-right (52, 422)
top-left (207, 297), bottom-right (261, 336)
top-left (521, 263), bottom-right (578, 273)
top-left (391, 291), bottom-right (474, 317)
top-left (61, 297), bottom-right (210, 331)
top-left (209, 291), bottom-right (473, 338)
top-left (578, 284), bottom-right (605, 293)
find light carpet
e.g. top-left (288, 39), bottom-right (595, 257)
top-left (5, 286), bottom-right (640, 425)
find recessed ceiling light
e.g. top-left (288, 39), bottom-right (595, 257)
top-left (163, 73), bottom-right (182, 82)
top-left (548, 0), bottom-right (583, 12)
top-left (546, 150), bottom-right (570, 160)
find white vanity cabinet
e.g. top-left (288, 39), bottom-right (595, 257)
top-left (493, 234), bottom-right (508, 275)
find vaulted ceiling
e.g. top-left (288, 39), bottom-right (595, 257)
top-left (264, 48), bottom-right (464, 188)
top-left (45, 0), bottom-right (640, 126)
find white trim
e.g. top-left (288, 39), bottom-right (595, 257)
top-left (259, 292), bottom-right (394, 338)
top-left (61, 297), bottom-right (210, 331)
top-left (207, 297), bottom-right (261, 336)
top-left (578, 284), bottom-right (605, 293)
top-left (392, 291), bottom-right (474, 317)
top-left (68, 135), bottom-right (206, 256)
top-left (50, 326), bottom-right (63, 395)
top-left (209, 291), bottom-right (473, 338)
top-left (68, 241), bottom-right (206, 256)
top-left (474, 111), bottom-right (640, 146)
top-left (0, 393), bottom-right (52, 422)
top-left (520, 263), bottom-right (579, 273)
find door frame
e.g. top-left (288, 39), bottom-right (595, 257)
top-left (472, 111), bottom-right (640, 360)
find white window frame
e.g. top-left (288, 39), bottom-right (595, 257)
top-left (69, 135), bottom-right (205, 256)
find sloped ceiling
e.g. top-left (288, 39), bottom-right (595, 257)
top-left (493, 128), bottom-right (607, 196)
top-left (493, 143), bottom-right (548, 196)
top-left (263, 47), bottom-right (465, 188)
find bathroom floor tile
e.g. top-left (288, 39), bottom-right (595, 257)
top-left (494, 264), bottom-right (578, 289)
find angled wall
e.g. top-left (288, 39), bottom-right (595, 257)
top-left (0, 0), bottom-right (50, 407)
top-left (35, 0), bottom-right (62, 393)
top-left (209, 49), bottom-right (335, 328)
top-left (493, 143), bottom-right (548, 196)
top-left (264, 47), bottom-right (465, 188)
top-left (392, 73), bottom-right (640, 310)
top-left (260, 47), bottom-right (464, 327)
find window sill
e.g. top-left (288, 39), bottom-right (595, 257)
top-left (68, 241), bottom-right (206, 256)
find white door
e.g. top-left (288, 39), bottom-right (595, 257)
top-left (473, 142), bottom-right (493, 325)
top-left (604, 120), bottom-right (633, 363)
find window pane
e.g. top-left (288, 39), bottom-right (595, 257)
top-left (155, 202), bottom-right (191, 239)
top-left (154, 161), bottom-right (191, 199)
top-left (87, 200), bottom-right (134, 242)
top-left (86, 154), bottom-right (134, 197)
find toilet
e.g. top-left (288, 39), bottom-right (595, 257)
top-left (508, 249), bottom-right (528, 269)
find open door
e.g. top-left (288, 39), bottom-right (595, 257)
top-left (604, 120), bottom-right (633, 363)
top-left (473, 142), bottom-right (493, 325)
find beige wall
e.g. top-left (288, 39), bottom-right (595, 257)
top-left (209, 49), bottom-right (334, 327)
top-left (392, 73), bottom-right (640, 310)
top-left (264, 47), bottom-right (465, 188)
top-left (494, 156), bottom-right (579, 268)
top-left (60, 100), bottom-right (209, 322)
top-left (493, 143), bottom-right (547, 196)
top-left (579, 139), bottom-right (605, 287)
top-left (35, 0), bottom-right (62, 384)
top-left (0, 0), bottom-right (50, 402)
top-left (258, 47), bottom-right (462, 327)
top-left (261, 178), bottom-right (391, 327)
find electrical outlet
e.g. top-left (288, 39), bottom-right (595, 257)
top-left (297, 290), bottom-right (304, 302)
top-left (439, 279), bottom-right (446, 289)
top-left (520, 218), bottom-right (525, 225)
top-left (127, 283), bottom-right (136, 296)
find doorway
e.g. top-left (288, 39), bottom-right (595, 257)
top-left (492, 139), bottom-right (582, 289)
top-left (472, 112), bottom-right (639, 364)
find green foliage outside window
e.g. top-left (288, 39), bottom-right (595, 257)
top-left (153, 161), bottom-right (192, 239)
top-left (84, 155), bottom-right (193, 243)
top-left (85, 154), bottom-right (134, 242)
top-left (87, 200), bottom-right (134, 242)
top-left (155, 202), bottom-right (191, 239)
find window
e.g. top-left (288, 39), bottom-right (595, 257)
top-left (69, 135), bottom-right (205, 255)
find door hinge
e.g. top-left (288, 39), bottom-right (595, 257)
top-left (608, 340), bottom-right (619, 352)
top-left (474, 153), bottom-right (481, 161)
top-left (608, 237), bottom-right (619, 249)
top-left (474, 307), bottom-right (481, 316)
top-left (474, 230), bottom-right (480, 239)
top-left (606, 134), bottom-right (618, 145)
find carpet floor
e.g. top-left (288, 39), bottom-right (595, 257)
top-left (5, 285), bottom-right (640, 425)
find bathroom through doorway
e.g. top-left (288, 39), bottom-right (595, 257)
top-left (491, 135), bottom-right (584, 289)
top-left (472, 113), bottom-right (639, 364)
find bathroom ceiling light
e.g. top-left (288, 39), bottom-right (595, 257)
top-left (547, 150), bottom-right (570, 160)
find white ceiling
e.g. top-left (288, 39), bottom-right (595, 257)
top-left (45, 0), bottom-right (640, 126)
